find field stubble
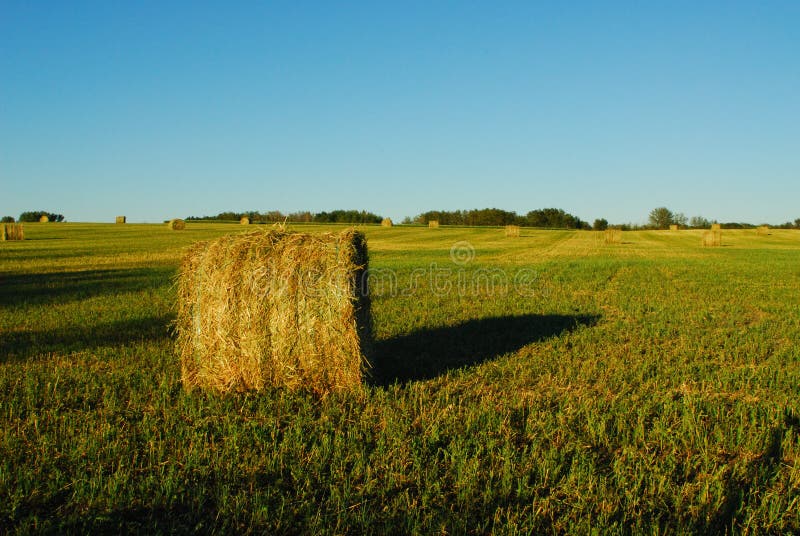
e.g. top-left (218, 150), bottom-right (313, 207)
top-left (1, 223), bottom-right (799, 533)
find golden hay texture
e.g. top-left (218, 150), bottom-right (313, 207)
top-left (504, 225), bottom-right (520, 237)
top-left (604, 228), bottom-right (622, 244)
top-left (116, 216), bottom-right (126, 224)
top-left (39, 215), bottom-right (49, 223)
top-left (669, 224), bottom-right (679, 231)
top-left (168, 219), bottom-right (186, 230)
top-left (381, 218), bottom-right (393, 227)
top-left (428, 220), bottom-right (440, 229)
top-left (176, 229), bottom-right (371, 395)
top-left (757, 225), bottom-right (769, 235)
top-left (702, 230), bottom-right (722, 247)
top-left (1, 224), bottom-right (24, 241)
top-left (240, 216), bottom-right (250, 225)
top-left (711, 223), bottom-right (721, 231)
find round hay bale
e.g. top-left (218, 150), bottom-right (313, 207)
top-left (39, 215), bottom-right (50, 223)
top-left (176, 229), bottom-right (372, 395)
top-left (428, 220), bottom-right (440, 229)
top-left (116, 216), bottom-right (126, 224)
top-left (381, 218), bottom-right (393, 227)
top-left (168, 218), bottom-right (186, 230)
top-left (240, 216), bottom-right (250, 225)
top-left (504, 225), bottom-right (520, 237)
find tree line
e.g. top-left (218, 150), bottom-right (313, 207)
top-left (185, 210), bottom-right (383, 224)
top-left (408, 208), bottom-right (590, 229)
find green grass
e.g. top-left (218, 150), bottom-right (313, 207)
top-left (1, 223), bottom-right (799, 534)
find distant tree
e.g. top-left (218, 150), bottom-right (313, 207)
top-left (19, 211), bottom-right (64, 223)
top-left (673, 212), bottom-right (688, 227)
top-left (689, 216), bottom-right (711, 229)
top-left (593, 218), bottom-right (609, 231)
top-left (401, 216), bottom-right (413, 225)
top-left (795, 218), bottom-right (800, 229)
top-left (648, 207), bottom-right (674, 229)
top-left (1, 216), bottom-right (14, 223)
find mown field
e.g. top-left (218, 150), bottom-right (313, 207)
top-left (1, 222), bottom-right (799, 534)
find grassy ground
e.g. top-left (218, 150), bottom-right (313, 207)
top-left (1, 222), bottom-right (799, 534)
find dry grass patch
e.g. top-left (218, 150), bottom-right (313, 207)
top-left (176, 229), bottom-right (371, 395)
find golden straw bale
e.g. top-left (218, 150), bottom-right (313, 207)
top-left (175, 229), bottom-right (371, 395)
top-left (116, 216), bottom-right (126, 224)
top-left (168, 219), bottom-right (186, 230)
top-left (504, 225), bottom-right (520, 237)
top-left (756, 225), bottom-right (769, 235)
top-left (240, 216), bottom-right (250, 225)
top-left (1, 224), bottom-right (25, 241)
top-left (702, 230), bottom-right (722, 247)
top-left (710, 223), bottom-right (721, 231)
top-left (604, 228), bottom-right (622, 244)
top-left (39, 215), bottom-right (49, 223)
top-left (428, 220), bottom-right (440, 229)
top-left (669, 224), bottom-right (678, 231)
top-left (381, 218), bottom-right (393, 227)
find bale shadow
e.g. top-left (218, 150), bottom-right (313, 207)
top-left (0, 314), bottom-right (174, 364)
top-left (0, 267), bottom-right (174, 307)
top-left (370, 314), bottom-right (599, 385)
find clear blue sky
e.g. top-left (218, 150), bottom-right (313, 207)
top-left (2, 1), bottom-right (798, 224)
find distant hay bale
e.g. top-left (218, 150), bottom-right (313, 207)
top-left (669, 224), bottom-right (679, 231)
top-left (381, 218), bottom-right (393, 227)
top-left (116, 216), bottom-right (126, 224)
top-left (711, 223), bottom-right (721, 231)
top-left (604, 228), bottom-right (622, 244)
top-left (505, 225), bottom-right (520, 237)
top-left (240, 216), bottom-right (250, 225)
top-left (176, 229), bottom-right (371, 395)
top-left (428, 220), bottom-right (440, 229)
top-left (168, 219), bottom-right (186, 230)
top-left (702, 230), bottom-right (722, 247)
top-left (1, 224), bottom-right (24, 241)
top-left (39, 215), bottom-right (49, 223)
top-left (756, 225), bottom-right (769, 235)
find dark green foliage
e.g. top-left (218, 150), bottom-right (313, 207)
top-left (1, 216), bottom-right (14, 223)
top-left (593, 218), bottom-right (609, 231)
top-left (648, 207), bottom-right (674, 229)
top-left (313, 210), bottom-right (382, 224)
top-left (18, 211), bottom-right (64, 222)
top-left (413, 208), bottom-right (589, 228)
top-left (185, 210), bottom-right (380, 224)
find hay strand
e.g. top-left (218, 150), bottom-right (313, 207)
top-left (428, 220), bottom-right (440, 229)
top-left (116, 216), bottom-right (126, 224)
top-left (175, 229), bottom-right (371, 395)
top-left (504, 225), bottom-right (520, 237)
top-left (168, 219), bottom-right (186, 230)
top-left (381, 218), bottom-right (393, 227)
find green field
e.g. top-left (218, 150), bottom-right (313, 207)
top-left (2, 223), bottom-right (799, 534)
